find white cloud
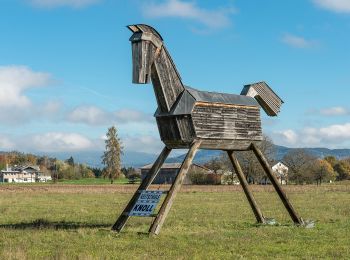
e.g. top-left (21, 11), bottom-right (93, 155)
top-left (122, 135), bottom-right (163, 154)
top-left (67, 105), bottom-right (154, 125)
top-left (319, 123), bottom-right (350, 140)
top-left (274, 122), bottom-right (350, 148)
top-left (28, 0), bottom-right (101, 8)
top-left (0, 101), bottom-right (62, 125)
top-left (143, 0), bottom-right (235, 29)
top-left (0, 132), bottom-right (162, 154)
top-left (114, 109), bottom-right (154, 124)
top-left (0, 65), bottom-right (51, 108)
top-left (29, 132), bottom-right (93, 152)
top-left (0, 66), bottom-right (61, 124)
top-left (0, 135), bottom-right (15, 150)
top-left (320, 106), bottom-right (349, 116)
top-left (67, 106), bottom-right (110, 125)
top-left (312, 0), bottom-right (350, 13)
top-left (281, 33), bottom-right (317, 49)
top-left (0, 132), bottom-right (94, 152)
top-left (42, 101), bottom-right (62, 115)
top-left (277, 130), bottom-right (298, 145)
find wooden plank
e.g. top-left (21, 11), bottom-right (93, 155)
top-left (191, 103), bottom-right (262, 142)
top-left (156, 117), bottom-right (181, 141)
top-left (241, 82), bottom-right (283, 116)
top-left (227, 151), bottom-right (265, 223)
top-left (111, 146), bottom-right (172, 232)
top-left (163, 139), bottom-right (262, 150)
top-left (195, 133), bottom-right (261, 141)
top-left (176, 116), bottom-right (196, 142)
top-left (132, 41), bottom-right (140, 83)
top-left (195, 101), bottom-right (259, 110)
top-left (152, 47), bottom-right (185, 112)
top-left (250, 143), bottom-right (304, 225)
top-left (151, 63), bottom-right (170, 112)
top-left (200, 139), bottom-right (261, 150)
top-left (149, 140), bottom-right (202, 235)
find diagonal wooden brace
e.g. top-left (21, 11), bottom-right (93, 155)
top-left (227, 150), bottom-right (265, 223)
top-left (112, 146), bottom-right (172, 232)
top-left (149, 140), bottom-right (202, 235)
top-left (250, 143), bottom-right (304, 225)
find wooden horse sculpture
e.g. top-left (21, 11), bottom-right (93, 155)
top-left (113, 24), bottom-right (304, 235)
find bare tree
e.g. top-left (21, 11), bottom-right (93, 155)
top-left (204, 158), bottom-right (226, 174)
top-left (220, 135), bottom-right (276, 184)
top-left (283, 149), bottom-right (316, 184)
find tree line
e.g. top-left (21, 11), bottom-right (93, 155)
top-left (1, 127), bottom-right (349, 185)
top-left (193, 136), bottom-right (350, 185)
top-left (0, 126), bottom-right (135, 183)
top-left (0, 152), bottom-right (96, 180)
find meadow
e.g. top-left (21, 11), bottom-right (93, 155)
top-left (0, 183), bottom-right (349, 259)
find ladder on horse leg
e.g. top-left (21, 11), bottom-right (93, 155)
top-left (112, 141), bottom-right (201, 235)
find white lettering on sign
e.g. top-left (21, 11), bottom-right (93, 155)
top-left (129, 190), bottom-right (164, 217)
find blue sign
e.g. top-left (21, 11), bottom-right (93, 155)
top-left (129, 190), bottom-right (164, 217)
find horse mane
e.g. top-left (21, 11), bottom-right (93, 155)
top-left (162, 46), bottom-right (182, 83)
top-left (127, 24), bottom-right (163, 41)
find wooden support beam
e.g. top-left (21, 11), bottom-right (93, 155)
top-left (111, 146), bottom-right (172, 232)
top-left (226, 151), bottom-right (265, 223)
top-left (250, 143), bottom-right (304, 225)
top-left (149, 140), bottom-right (202, 235)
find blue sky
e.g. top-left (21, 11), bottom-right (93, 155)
top-left (1, 0), bottom-right (350, 154)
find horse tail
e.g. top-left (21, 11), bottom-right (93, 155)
top-left (241, 82), bottom-right (284, 116)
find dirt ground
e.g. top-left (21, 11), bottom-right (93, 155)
top-left (0, 183), bottom-right (348, 194)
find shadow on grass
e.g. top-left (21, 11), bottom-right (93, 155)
top-left (0, 219), bottom-right (111, 230)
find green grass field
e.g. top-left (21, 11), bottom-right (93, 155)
top-left (0, 183), bottom-right (349, 259)
top-left (56, 177), bottom-right (130, 185)
top-left (0, 177), bottom-right (132, 186)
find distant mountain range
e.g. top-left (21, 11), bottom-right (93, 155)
top-left (165, 145), bottom-right (350, 165)
top-left (4, 145), bottom-right (350, 169)
top-left (42, 151), bottom-right (158, 168)
top-left (274, 145), bottom-right (350, 161)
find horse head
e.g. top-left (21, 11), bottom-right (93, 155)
top-left (127, 24), bottom-right (164, 84)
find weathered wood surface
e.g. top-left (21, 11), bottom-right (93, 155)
top-left (250, 143), bottom-right (304, 225)
top-left (152, 46), bottom-right (184, 112)
top-left (112, 146), bottom-right (172, 232)
top-left (117, 24), bottom-right (303, 235)
top-left (176, 116), bottom-right (196, 141)
top-left (128, 24), bottom-right (280, 149)
top-left (192, 103), bottom-right (262, 140)
top-left (156, 115), bottom-right (195, 143)
top-left (163, 139), bottom-right (261, 150)
top-left (132, 40), bottom-right (156, 84)
top-left (241, 82), bottom-right (283, 116)
top-left (149, 140), bottom-right (202, 235)
top-left (227, 151), bottom-right (265, 223)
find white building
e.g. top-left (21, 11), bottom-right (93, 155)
top-left (272, 162), bottom-right (288, 185)
top-left (0, 165), bottom-right (52, 183)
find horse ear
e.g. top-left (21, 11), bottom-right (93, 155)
top-left (127, 25), bottom-right (140, 33)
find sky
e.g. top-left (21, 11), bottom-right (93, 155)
top-left (1, 0), bottom-right (350, 155)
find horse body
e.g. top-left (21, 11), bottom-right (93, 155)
top-left (128, 24), bottom-right (283, 150)
top-left (113, 25), bottom-right (302, 234)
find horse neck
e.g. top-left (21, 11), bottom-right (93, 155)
top-left (151, 46), bottom-right (185, 113)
